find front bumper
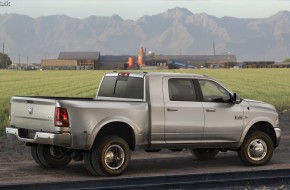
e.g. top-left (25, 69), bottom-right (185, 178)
top-left (6, 127), bottom-right (71, 147)
top-left (274, 128), bottom-right (281, 147)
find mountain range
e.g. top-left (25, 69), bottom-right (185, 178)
top-left (0, 7), bottom-right (290, 63)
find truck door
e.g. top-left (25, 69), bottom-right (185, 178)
top-left (163, 77), bottom-right (204, 143)
top-left (197, 79), bottom-right (244, 143)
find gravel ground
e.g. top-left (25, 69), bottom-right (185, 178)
top-left (210, 185), bottom-right (289, 190)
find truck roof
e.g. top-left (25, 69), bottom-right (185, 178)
top-left (105, 72), bottom-right (209, 79)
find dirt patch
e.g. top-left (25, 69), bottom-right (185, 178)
top-left (0, 136), bottom-right (30, 162)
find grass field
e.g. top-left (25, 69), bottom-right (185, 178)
top-left (1, 69), bottom-right (290, 135)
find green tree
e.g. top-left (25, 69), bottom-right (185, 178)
top-left (283, 58), bottom-right (290, 62)
top-left (0, 53), bottom-right (12, 69)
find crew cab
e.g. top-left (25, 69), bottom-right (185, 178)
top-left (6, 72), bottom-right (281, 176)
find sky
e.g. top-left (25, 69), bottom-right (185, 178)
top-left (1, 0), bottom-right (290, 20)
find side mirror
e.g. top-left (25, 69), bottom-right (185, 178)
top-left (232, 93), bottom-right (242, 104)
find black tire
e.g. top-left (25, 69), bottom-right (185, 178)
top-left (31, 145), bottom-right (42, 166)
top-left (83, 150), bottom-right (99, 176)
top-left (238, 131), bottom-right (274, 166)
top-left (36, 144), bottom-right (72, 168)
top-left (191, 149), bottom-right (219, 160)
top-left (89, 136), bottom-right (131, 177)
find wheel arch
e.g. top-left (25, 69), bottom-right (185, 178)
top-left (239, 121), bottom-right (277, 147)
top-left (87, 119), bottom-right (137, 151)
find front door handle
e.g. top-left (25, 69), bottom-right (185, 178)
top-left (206, 108), bottom-right (216, 112)
top-left (167, 107), bottom-right (178, 111)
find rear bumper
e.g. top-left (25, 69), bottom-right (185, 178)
top-left (6, 127), bottom-right (71, 147)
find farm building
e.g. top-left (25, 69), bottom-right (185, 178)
top-left (99, 55), bottom-right (130, 70)
top-left (148, 54), bottom-right (237, 69)
top-left (41, 52), bottom-right (100, 70)
top-left (41, 49), bottom-right (237, 70)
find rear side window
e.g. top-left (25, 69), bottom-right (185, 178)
top-left (168, 78), bottom-right (197, 101)
top-left (98, 76), bottom-right (144, 99)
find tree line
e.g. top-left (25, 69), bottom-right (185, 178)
top-left (0, 53), bottom-right (12, 69)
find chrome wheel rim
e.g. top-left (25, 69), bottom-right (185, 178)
top-left (247, 139), bottom-right (267, 161)
top-left (104, 145), bottom-right (125, 170)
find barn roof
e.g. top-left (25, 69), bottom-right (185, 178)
top-left (58, 52), bottom-right (100, 60)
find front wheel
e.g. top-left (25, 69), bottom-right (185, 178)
top-left (85, 136), bottom-right (130, 176)
top-left (191, 149), bottom-right (219, 160)
top-left (238, 131), bottom-right (274, 166)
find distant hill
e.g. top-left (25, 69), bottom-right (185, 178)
top-left (0, 7), bottom-right (290, 63)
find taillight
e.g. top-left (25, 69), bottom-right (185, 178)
top-left (55, 107), bottom-right (69, 127)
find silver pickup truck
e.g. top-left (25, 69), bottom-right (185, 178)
top-left (6, 72), bottom-right (281, 176)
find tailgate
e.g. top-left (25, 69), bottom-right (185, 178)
top-left (10, 96), bottom-right (57, 132)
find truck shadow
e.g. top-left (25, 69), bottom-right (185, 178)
top-left (127, 152), bottom-right (243, 176)
top-left (50, 152), bottom-right (243, 178)
top-left (9, 150), bottom-right (282, 184)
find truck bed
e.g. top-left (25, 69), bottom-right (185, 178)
top-left (9, 95), bottom-right (149, 149)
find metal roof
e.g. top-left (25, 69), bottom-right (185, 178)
top-left (58, 52), bottom-right (100, 60)
top-left (100, 55), bottom-right (130, 62)
top-left (153, 54), bottom-right (237, 62)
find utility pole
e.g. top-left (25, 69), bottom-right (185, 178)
top-left (4, 43), bottom-right (6, 69)
top-left (213, 43), bottom-right (216, 56)
top-left (2, 42), bottom-right (4, 69)
top-left (25, 56), bottom-right (28, 70)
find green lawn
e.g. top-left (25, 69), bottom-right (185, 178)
top-left (1, 69), bottom-right (289, 135)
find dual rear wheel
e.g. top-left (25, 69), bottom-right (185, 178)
top-left (84, 136), bottom-right (131, 177)
top-left (31, 144), bottom-right (71, 168)
top-left (30, 136), bottom-right (130, 177)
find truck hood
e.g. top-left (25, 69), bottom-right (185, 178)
top-left (243, 99), bottom-right (277, 112)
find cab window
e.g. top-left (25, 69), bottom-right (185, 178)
top-left (168, 78), bottom-right (197, 101)
top-left (98, 76), bottom-right (144, 99)
top-left (199, 80), bottom-right (231, 103)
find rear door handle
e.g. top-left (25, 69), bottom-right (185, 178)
top-left (167, 107), bottom-right (178, 111)
top-left (206, 108), bottom-right (216, 112)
